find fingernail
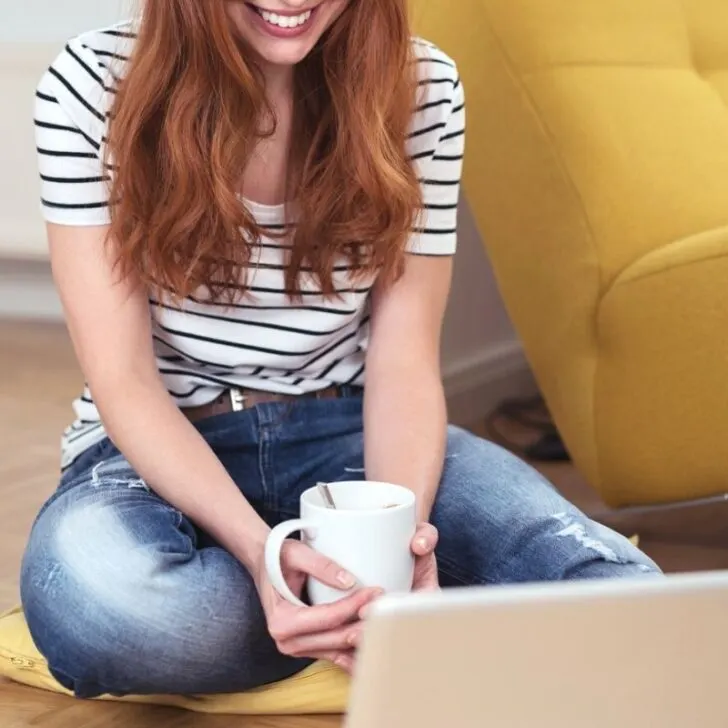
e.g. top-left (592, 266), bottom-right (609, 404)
top-left (416, 537), bottom-right (429, 551)
top-left (358, 604), bottom-right (371, 620)
top-left (337, 570), bottom-right (356, 588)
top-left (347, 631), bottom-right (358, 646)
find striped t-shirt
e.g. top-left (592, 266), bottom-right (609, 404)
top-left (34, 22), bottom-right (466, 470)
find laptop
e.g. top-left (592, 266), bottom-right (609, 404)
top-left (346, 570), bottom-right (728, 728)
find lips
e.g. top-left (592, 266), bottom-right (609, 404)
top-left (246, 3), bottom-right (316, 29)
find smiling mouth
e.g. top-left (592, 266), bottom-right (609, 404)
top-left (245, 3), bottom-right (315, 29)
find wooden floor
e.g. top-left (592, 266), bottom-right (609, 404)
top-left (2, 319), bottom-right (728, 727)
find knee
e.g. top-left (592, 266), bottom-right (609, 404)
top-left (21, 499), bottom-right (263, 696)
top-left (434, 428), bottom-right (662, 584)
top-left (22, 495), bottom-right (184, 631)
top-left (552, 515), bottom-right (662, 580)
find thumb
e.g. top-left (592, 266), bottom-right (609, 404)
top-left (283, 541), bottom-right (358, 591)
top-left (411, 523), bottom-right (439, 556)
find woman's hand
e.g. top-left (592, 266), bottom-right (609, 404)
top-left (411, 523), bottom-right (441, 592)
top-left (253, 540), bottom-right (382, 674)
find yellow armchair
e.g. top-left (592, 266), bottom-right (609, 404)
top-left (413, 0), bottom-right (728, 507)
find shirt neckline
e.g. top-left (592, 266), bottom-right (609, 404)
top-left (240, 195), bottom-right (286, 224)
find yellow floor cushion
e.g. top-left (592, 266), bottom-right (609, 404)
top-left (0, 606), bottom-right (349, 715)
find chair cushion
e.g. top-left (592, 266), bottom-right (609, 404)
top-left (0, 606), bottom-right (349, 715)
top-left (413, 0), bottom-right (728, 506)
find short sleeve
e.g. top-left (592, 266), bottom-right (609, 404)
top-left (407, 58), bottom-right (466, 256)
top-left (34, 40), bottom-right (112, 227)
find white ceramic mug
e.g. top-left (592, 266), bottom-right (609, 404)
top-left (265, 481), bottom-right (417, 606)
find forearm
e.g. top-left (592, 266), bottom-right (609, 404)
top-left (93, 374), bottom-right (269, 572)
top-left (364, 365), bottom-right (448, 522)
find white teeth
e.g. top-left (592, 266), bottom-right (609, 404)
top-left (257, 8), bottom-right (312, 29)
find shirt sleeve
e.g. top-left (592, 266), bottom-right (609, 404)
top-left (34, 41), bottom-right (112, 227)
top-left (407, 74), bottom-right (466, 256)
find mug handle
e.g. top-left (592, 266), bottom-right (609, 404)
top-left (264, 519), bottom-right (317, 607)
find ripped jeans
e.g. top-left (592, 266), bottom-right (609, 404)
top-left (20, 394), bottom-right (660, 699)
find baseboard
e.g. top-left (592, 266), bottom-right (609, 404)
top-left (443, 341), bottom-right (537, 426)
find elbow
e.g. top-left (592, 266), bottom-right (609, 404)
top-left (85, 363), bottom-right (165, 420)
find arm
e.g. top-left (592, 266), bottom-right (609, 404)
top-left (364, 52), bottom-right (466, 522)
top-left (52, 224), bottom-right (378, 671)
top-left (49, 222), bottom-right (271, 570)
top-left (36, 46), bottom-right (379, 671)
top-left (365, 255), bottom-right (453, 522)
top-left (35, 54), bottom-right (271, 571)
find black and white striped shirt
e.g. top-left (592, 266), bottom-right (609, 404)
top-left (34, 22), bottom-right (466, 469)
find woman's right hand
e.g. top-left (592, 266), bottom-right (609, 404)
top-left (253, 539), bottom-right (382, 674)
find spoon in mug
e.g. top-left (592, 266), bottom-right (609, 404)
top-left (317, 482), bottom-right (338, 509)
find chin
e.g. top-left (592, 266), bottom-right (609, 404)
top-left (254, 39), bottom-right (319, 67)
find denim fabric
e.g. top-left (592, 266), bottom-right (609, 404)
top-left (20, 395), bottom-right (660, 698)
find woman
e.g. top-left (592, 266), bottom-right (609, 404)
top-left (21, 0), bottom-right (660, 700)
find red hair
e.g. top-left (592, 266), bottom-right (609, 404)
top-left (106, 0), bottom-right (422, 301)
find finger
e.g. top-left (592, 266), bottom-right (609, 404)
top-left (270, 587), bottom-right (382, 641)
top-left (281, 621), bottom-right (364, 657)
top-left (411, 523), bottom-right (439, 556)
top-left (357, 594), bottom-right (384, 621)
top-left (284, 541), bottom-right (357, 591)
top-left (314, 651), bottom-right (356, 674)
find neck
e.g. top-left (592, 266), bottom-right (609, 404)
top-left (260, 61), bottom-right (295, 104)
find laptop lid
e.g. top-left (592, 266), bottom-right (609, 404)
top-left (346, 571), bottom-right (728, 728)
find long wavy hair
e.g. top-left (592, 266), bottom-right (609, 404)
top-left (105, 0), bottom-right (422, 301)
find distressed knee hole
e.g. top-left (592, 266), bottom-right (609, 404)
top-left (91, 457), bottom-right (149, 491)
top-left (553, 512), bottom-right (620, 563)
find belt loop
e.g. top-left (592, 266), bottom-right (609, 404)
top-left (230, 388), bottom-right (246, 412)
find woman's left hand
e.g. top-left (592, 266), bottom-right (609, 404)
top-left (410, 523), bottom-right (441, 592)
top-left (345, 523), bottom-right (441, 658)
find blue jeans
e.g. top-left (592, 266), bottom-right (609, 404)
top-left (21, 395), bottom-right (660, 698)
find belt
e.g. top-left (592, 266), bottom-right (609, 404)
top-left (182, 385), bottom-right (348, 423)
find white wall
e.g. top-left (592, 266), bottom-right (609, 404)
top-left (0, 4), bottom-right (534, 423)
top-left (0, 1), bottom-right (129, 43)
top-left (0, 0), bottom-right (125, 257)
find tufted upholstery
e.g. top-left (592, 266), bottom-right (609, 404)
top-left (413, 0), bottom-right (728, 506)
